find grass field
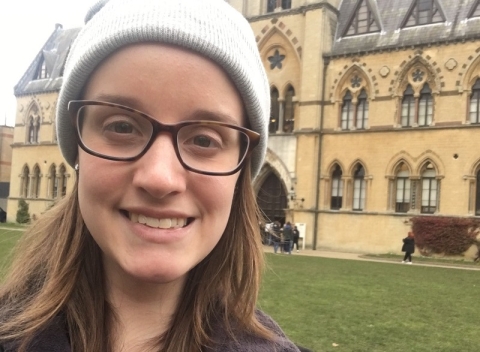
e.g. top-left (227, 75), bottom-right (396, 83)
top-left (0, 229), bottom-right (478, 351)
top-left (0, 225), bottom-right (24, 279)
top-left (259, 254), bottom-right (479, 352)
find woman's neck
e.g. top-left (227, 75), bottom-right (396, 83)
top-left (104, 263), bottom-right (186, 352)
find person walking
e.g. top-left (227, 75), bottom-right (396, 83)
top-left (292, 225), bottom-right (300, 252)
top-left (283, 222), bottom-right (293, 255)
top-left (402, 231), bottom-right (415, 264)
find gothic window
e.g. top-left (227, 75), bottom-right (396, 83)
top-left (402, 0), bottom-right (445, 27)
top-left (331, 165), bottom-right (343, 210)
top-left (36, 59), bottom-right (49, 80)
top-left (356, 89), bottom-right (369, 129)
top-left (401, 85), bottom-right (415, 127)
top-left (421, 167), bottom-right (437, 214)
top-left (353, 164), bottom-right (366, 211)
top-left (267, 0), bottom-right (290, 13)
top-left (341, 90), bottom-right (354, 130)
top-left (395, 169), bottom-right (411, 213)
top-left (468, 0), bottom-right (480, 18)
top-left (270, 87), bottom-right (279, 133)
top-left (344, 0), bottom-right (380, 36)
top-left (476, 169), bottom-right (480, 215)
top-left (48, 164), bottom-right (56, 199)
top-left (469, 79), bottom-right (480, 124)
top-left (283, 85), bottom-right (295, 133)
top-left (281, 0), bottom-right (291, 9)
top-left (20, 165), bottom-right (30, 198)
top-left (32, 165), bottom-right (41, 199)
top-left (418, 83), bottom-right (433, 126)
top-left (59, 164), bottom-right (67, 197)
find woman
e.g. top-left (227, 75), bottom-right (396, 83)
top-left (402, 232), bottom-right (415, 264)
top-left (0, 0), bottom-right (300, 351)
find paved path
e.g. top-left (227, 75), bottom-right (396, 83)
top-left (264, 246), bottom-right (480, 271)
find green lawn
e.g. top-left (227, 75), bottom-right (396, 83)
top-left (259, 253), bottom-right (478, 352)
top-left (1, 230), bottom-right (478, 351)
top-left (0, 225), bottom-right (24, 279)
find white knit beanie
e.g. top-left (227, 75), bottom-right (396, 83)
top-left (56, 0), bottom-right (270, 178)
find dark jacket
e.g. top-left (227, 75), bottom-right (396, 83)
top-left (282, 224), bottom-right (293, 241)
top-left (1, 310), bottom-right (300, 352)
top-left (402, 237), bottom-right (415, 253)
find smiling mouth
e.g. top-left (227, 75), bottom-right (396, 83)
top-left (126, 212), bottom-right (191, 229)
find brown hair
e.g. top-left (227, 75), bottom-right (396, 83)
top-left (0, 160), bottom-right (271, 351)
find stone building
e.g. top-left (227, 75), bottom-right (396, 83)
top-left (7, 25), bottom-right (79, 222)
top-left (9, 0), bottom-right (480, 255)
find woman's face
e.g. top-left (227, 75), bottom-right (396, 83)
top-left (78, 44), bottom-right (244, 285)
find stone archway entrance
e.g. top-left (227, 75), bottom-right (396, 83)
top-left (256, 172), bottom-right (287, 225)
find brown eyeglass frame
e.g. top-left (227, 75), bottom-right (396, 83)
top-left (68, 100), bottom-right (260, 176)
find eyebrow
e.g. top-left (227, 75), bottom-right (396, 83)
top-left (89, 93), bottom-right (243, 126)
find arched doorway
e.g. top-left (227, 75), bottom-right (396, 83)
top-left (256, 172), bottom-right (287, 225)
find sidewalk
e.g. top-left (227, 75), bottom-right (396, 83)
top-left (264, 245), bottom-right (480, 271)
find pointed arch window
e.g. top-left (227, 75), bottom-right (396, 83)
top-left (341, 90), bottom-right (354, 130)
top-left (418, 83), bottom-right (433, 126)
top-left (36, 59), bottom-right (49, 80)
top-left (32, 165), bottom-right (41, 199)
top-left (20, 165), bottom-right (30, 198)
top-left (59, 164), bottom-right (67, 197)
top-left (402, 0), bottom-right (445, 27)
top-left (331, 165), bottom-right (343, 210)
top-left (421, 166), bottom-right (437, 214)
top-left (356, 89), bottom-right (369, 129)
top-left (48, 164), bottom-right (56, 199)
top-left (353, 164), bottom-right (366, 211)
top-left (344, 0), bottom-right (380, 36)
top-left (270, 87), bottom-right (280, 133)
top-left (283, 85), bottom-right (295, 133)
top-left (395, 169), bottom-right (411, 213)
top-left (401, 85), bottom-right (415, 127)
top-left (469, 79), bottom-right (480, 124)
top-left (468, 0), bottom-right (480, 18)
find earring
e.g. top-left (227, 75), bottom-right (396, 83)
top-left (74, 164), bottom-right (79, 171)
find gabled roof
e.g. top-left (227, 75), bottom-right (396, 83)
top-left (14, 26), bottom-right (81, 96)
top-left (330, 0), bottom-right (480, 57)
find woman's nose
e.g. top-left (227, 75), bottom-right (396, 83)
top-left (131, 133), bottom-right (187, 199)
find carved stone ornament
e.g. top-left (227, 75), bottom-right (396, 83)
top-left (445, 58), bottom-right (457, 71)
top-left (379, 66), bottom-right (390, 77)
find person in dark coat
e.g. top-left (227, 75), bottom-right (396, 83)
top-left (402, 231), bottom-right (415, 264)
top-left (292, 225), bottom-right (300, 252)
top-left (282, 222), bottom-right (293, 255)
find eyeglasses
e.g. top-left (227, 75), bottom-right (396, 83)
top-left (68, 100), bottom-right (260, 176)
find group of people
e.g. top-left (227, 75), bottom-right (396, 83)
top-left (264, 221), bottom-right (300, 255)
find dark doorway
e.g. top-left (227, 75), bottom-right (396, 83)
top-left (256, 172), bottom-right (287, 225)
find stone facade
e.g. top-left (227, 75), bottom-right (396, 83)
top-left (10, 0), bottom-right (480, 257)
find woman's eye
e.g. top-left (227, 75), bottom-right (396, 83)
top-left (106, 121), bottom-right (134, 134)
top-left (193, 135), bottom-right (214, 147)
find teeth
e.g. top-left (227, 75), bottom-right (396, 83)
top-left (129, 213), bottom-right (187, 229)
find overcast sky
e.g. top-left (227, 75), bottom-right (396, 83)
top-left (0, 0), bottom-right (93, 126)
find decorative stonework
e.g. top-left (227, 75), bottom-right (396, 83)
top-left (456, 49), bottom-right (480, 93)
top-left (256, 20), bottom-right (302, 59)
top-left (379, 66), bottom-right (390, 77)
top-left (389, 55), bottom-right (443, 95)
top-left (268, 49), bottom-right (286, 70)
top-left (329, 62), bottom-right (378, 101)
top-left (444, 58), bottom-right (457, 70)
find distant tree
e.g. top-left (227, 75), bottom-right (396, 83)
top-left (16, 199), bottom-right (30, 224)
